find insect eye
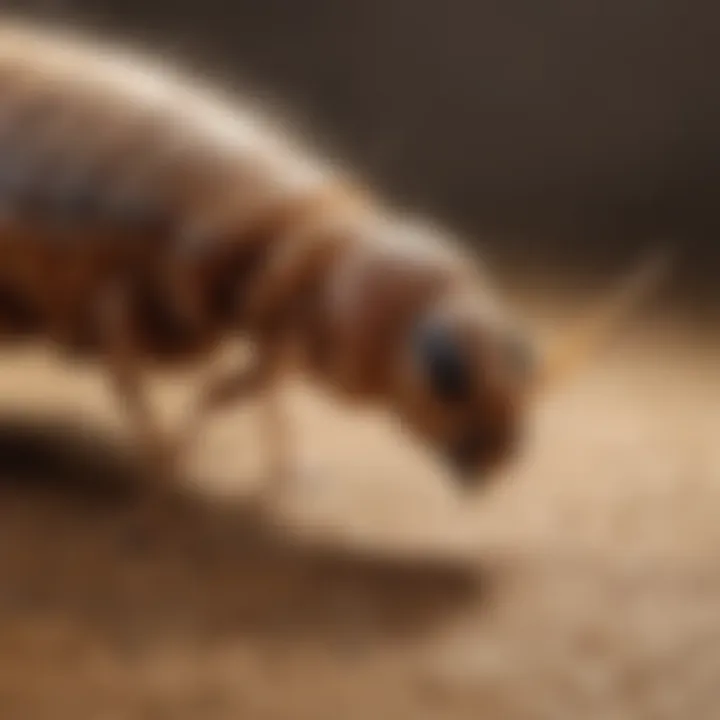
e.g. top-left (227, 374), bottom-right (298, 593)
top-left (414, 322), bottom-right (470, 402)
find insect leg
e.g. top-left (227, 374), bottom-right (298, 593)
top-left (98, 280), bottom-right (177, 492)
top-left (179, 342), bottom-right (294, 500)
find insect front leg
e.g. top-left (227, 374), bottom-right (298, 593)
top-left (98, 281), bottom-right (178, 494)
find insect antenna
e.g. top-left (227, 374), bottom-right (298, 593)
top-left (533, 246), bottom-right (673, 394)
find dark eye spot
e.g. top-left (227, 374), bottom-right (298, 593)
top-left (414, 321), bottom-right (469, 402)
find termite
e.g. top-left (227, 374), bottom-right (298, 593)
top-left (0, 19), bottom-right (669, 502)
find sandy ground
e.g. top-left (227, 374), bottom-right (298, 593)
top-left (0, 287), bottom-right (717, 719)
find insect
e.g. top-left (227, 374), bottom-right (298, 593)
top-left (0, 19), bottom-right (669, 502)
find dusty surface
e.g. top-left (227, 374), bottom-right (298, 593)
top-left (0, 289), bottom-right (717, 719)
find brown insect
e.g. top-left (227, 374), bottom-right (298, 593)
top-left (0, 19), bottom-right (669, 501)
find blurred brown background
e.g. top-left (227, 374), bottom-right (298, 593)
top-left (5, 0), bottom-right (720, 308)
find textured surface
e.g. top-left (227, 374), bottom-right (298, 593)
top-left (0, 287), bottom-right (716, 719)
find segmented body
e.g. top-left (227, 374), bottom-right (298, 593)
top-left (0, 23), bottom-right (330, 361)
top-left (0, 19), bottom-right (482, 409)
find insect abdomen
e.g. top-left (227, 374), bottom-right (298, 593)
top-left (0, 20), bottom-right (334, 363)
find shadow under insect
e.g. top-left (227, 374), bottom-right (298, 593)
top-left (0, 412), bottom-right (486, 652)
